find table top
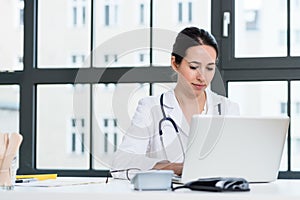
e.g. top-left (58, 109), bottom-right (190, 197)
top-left (1, 177), bottom-right (300, 200)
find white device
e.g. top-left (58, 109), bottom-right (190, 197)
top-left (130, 170), bottom-right (173, 191)
top-left (180, 115), bottom-right (289, 183)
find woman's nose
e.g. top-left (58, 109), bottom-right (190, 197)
top-left (196, 69), bottom-right (205, 81)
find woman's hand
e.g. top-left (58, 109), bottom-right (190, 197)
top-left (153, 162), bottom-right (183, 176)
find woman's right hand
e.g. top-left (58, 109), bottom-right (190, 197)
top-left (153, 162), bottom-right (183, 176)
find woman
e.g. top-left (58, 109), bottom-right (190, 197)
top-left (111, 27), bottom-right (239, 178)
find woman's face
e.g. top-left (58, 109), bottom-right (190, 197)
top-left (172, 45), bottom-right (217, 95)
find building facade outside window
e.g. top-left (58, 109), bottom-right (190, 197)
top-left (71, 0), bottom-right (87, 27)
top-left (70, 118), bottom-right (86, 154)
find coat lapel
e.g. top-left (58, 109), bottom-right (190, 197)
top-left (206, 89), bottom-right (223, 115)
top-left (162, 90), bottom-right (190, 136)
top-left (160, 89), bottom-right (225, 136)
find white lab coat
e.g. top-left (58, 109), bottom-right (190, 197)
top-left (111, 89), bottom-right (239, 178)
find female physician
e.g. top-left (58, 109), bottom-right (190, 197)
top-left (111, 27), bottom-right (239, 178)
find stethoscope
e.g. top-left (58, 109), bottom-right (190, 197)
top-left (158, 93), bottom-right (222, 161)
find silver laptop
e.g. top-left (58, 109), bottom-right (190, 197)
top-left (179, 115), bottom-right (289, 183)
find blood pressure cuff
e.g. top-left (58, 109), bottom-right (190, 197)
top-left (173, 177), bottom-right (250, 192)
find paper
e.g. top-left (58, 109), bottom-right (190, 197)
top-left (15, 178), bottom-right (105, 187)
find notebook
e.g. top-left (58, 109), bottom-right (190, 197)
top-left (178, 115), bottom-right (289, 183)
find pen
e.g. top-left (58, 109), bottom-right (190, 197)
top-left (15, 178), bottom-right (38, 183)
top-left (16, 174), bottom-right (57, 181)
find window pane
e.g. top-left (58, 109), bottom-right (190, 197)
top-left (235, 0), bottom-right (287, 57)
top-left (291, 81), bottom-right (300, 170)
top-left (0, 85), bottom-right (19, 132)
top-left (92, 83), bottom-right (149, 169)
top-left (228, 81), bottom-right (288, 171)
top-left (37, 84), bottom-right (90, 169)
top-left (153, 0), bottom-right (211, 66)
top-left (0, 0), bottom-right (24, 70)
top-left (291, 0), bottom-right (300, 56)
top-left (152, 83), bottom-right (176, 96)
top-left (93, 1), bottom-right (150, 67)
top-left (38, 0), bottom-right (91, 68)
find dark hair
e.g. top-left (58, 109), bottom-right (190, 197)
top-left (171, 27), bottom-right (219, 64)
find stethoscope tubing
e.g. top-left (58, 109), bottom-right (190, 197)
top-left (158, 93), bottom-right (222, 162)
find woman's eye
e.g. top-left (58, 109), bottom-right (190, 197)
top-left (189, 65), bottom-right (198, 70)
top-left (206, 65), bottom-right (216, 71)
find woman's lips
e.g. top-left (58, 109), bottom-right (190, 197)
top-left (192, 83), bottom-right (206, 90)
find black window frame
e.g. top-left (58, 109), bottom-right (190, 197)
top-left (212, 0), bottom-right (300, 179)
top-left (8, 0), bottom-right (298, 179)
top-left (16, 0), bottom-right (175, 177)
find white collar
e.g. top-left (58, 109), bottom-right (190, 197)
top-left (161, 90), bottom-right (190, 136)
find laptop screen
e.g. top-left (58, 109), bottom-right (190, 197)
top-left (181, 115), bottom-right (289, 183)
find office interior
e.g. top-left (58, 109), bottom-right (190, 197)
top-left (1, 0), bottom-right (300, 181)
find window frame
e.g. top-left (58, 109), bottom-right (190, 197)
top-left (212, 0), bottom-right (300, 179)
top-left (7, 0), bottom-right (299, 178)
top-left (16, 0), bottom-right (174, 177)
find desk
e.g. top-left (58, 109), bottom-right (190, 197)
top-left (1, 177), bottom-right (300, 200)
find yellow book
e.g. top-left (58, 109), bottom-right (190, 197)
top-left (16, 174), bottom-right (57, 181)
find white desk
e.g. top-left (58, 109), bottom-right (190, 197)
top-left (1, 177), bottom-right (300, 200)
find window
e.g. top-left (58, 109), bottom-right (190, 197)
top-left (104, 119), bottom-right (108, 127)
top-left (153, 0), bottom-right (209, 66)
top-left (235, 0), bottom-right (287, 58)
top-left (81, 133), bottom-right (85, 153)
top-left (188, 2), bottom-right (192, 22)
top-left (114, 133), bottom-right (117, 151)
top-left (279, 30), bottom-right (286, 46)
top-left (71, 54), bottom-right (85, 67)
top-left (0, 0), bottom-right (24, 70)
top-left (102, 54), bottom-right (119, 65)
top-left (140, 4), bottom-right (145, 24)
top-left (19, 0), bottom-right (24, 26)
top-left (37, 84), bottom-right (90, 169)
top-left (72, 133), bottom-right (76, 152)
top-left (228, 81), bottom-right (288, 171)
top-left (104, 3), bottom-right (118, 26)
top-left (73, 7), bottom-right (77, 25)
top-left (104, 133), bottom-right (108, 153)
top-left (105, 5), bottom-right (109, 26)
top-left (245, 10), bottom-right (259, 30)
top-left (296, 102), bottom-right (300, 115)
top-left (0, 85), bottom-right (20, 133)
top-left (104, 55), bottom-right (109, 63)
top-left (177, 1), bottom-right (193, 24)
top-left (18, 56), bottom-right (23, 66)
top-left (7, 0), bottom-right (211, 177)
top-left (139, 54), bottom-right (145, 62)
top-left (291, 82), bottom-right (300, 170)
top-left (281, 102), bottom-right (287, 114)
top-left (102, 118), bottom-right (119, 154)
top-left (6, 0), bottom-right (300, 180)
top-left (69, 118), bottom-right (86, 154)
top-left (178, 2), bottom-right (183, 23)
top-left (71, 0), bottom-right (87, 27)
top-left (38, 0), bottom-right (90, 68)
top-left (215, 0), bottom-right (300, 178)
top-left (295, 30), bottom-right (300, 44)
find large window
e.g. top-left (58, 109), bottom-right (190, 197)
top-left (0, 0), bottom-right (24, 71)
top-left (2, 0), bottom-right (299, 179)
top-left (228, 81), bottom-right (288, 171)
top-left (0, 0), bottom-right (211, 176)
top-left (213, 0), bottom-right (300, 178)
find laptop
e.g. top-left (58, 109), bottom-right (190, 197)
top-left (178, 115), bottom-right (289, 183)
